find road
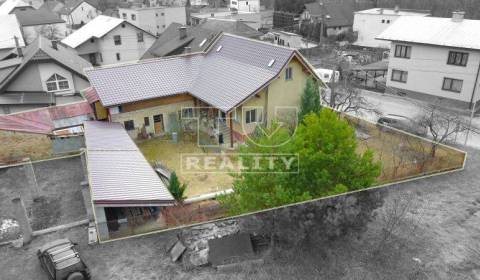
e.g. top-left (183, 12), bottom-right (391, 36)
top-left (356, 89), bottom-right (480, 149)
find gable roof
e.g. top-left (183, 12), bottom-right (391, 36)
top-left (83, 121), bottom-right (175, 206)
top-left (0, 14), bottom-right (25, 50)
top-left (61, 15), bottom-right (155, 49)
top-left (0, 101), bottom-right (92, 134)
top-left (0, 0), bottom-right (31, 15)
top-left (86, 33), bottom-right (320, 112)
top-left (377, 16), bottom-right (480, 50)
top-left (142, 20), bottom-right (263, 59)
top-left (0, 36), bottom-right (92, 92)
top-left (58, 0), bottom-right (98, 15)
top-left (14, 8), bottom-right (65, 26)
top-left (304, 0), bottom-right (362, 27)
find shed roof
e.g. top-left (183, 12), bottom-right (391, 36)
top-left (376, 16), bottom-right (480, 50)
top-left (83, 121), bottom-right (175, 206)
top-left (86, 33), bottom-right (315, 111)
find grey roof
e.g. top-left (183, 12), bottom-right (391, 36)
top-left (304, 0), bottom-right (373, 27)
top-left (13, 8), bottom-right (65, 26)
top-left (86, 33), bottom-right (306, 111)
top-left (141, 21), bottom-right (262, 59)
top-left (83, 121), bottom-right (175, 206)
top-left (0, 36), bottom-right (92, 93)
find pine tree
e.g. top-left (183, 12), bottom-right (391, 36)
top-left (168, 172), bottom-right (187, 202)
top-left (299, 78), bottom-right (322, 122)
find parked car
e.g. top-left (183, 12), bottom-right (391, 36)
top-left (377, 114), bottom-right (427, 136)
top-left (37, 239), bottom-right (90, 280)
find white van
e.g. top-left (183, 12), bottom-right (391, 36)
top-left (315, 68), bottom-right (340, 84)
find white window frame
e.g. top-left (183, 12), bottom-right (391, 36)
top-left (245, 108), bottom-right (263, 124)
top-left (45, 74), bottom-right (70, 92)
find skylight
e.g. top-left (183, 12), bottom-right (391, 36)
top-left (216, 45), bottom-right (223, 52)
top-left (268, 59), bottom-right (276, 67)
top-left (199, 38), bottom-right (207, 47)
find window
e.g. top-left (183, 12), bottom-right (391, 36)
top-left (278, 38), bottom-right (285, 46)
top-left (394, 44), bottom-right (411, 58)
top-left (161, 12), bottom-right (164, 16)
top-left (90, 38), bottom-right (95, 43)
top-left (447, 51), bottom-right (468, 66)
top-left (137, 32), bottom-right (144, 42)
top-left (122, 13), bottom-right (126, 19)
top-left (116, 53), bottom-right (121, 61)
top-left (124, 120), bottom-right (134, 130)
top-left (182, 108), bottom-right (194, 118)
top-left (442, 78), bottom-right (463, 93)
top-left (381, 19), bottom-right (385, 23)
top-left (386, 19), bottom-right (390, 23)
top-left (131, 14), bottom-right (136, 20)
top-left (285, 67), bottom-right (293, 80)
top-left (114, 35), bottom-right (121, 45)
top-left (162, 25), bottom-right (165, 28)
top-left (155, 13), bottom-right (158, 17)
top-left (46, 74), bottom-right (69, 92)
top-left (245, 108), bottom-right (262, 124)
top-left (144, 117), bottom-right (150, 126)
top-left (391, 69), bottom-right (408, 83)
top-left (121, 23), bottom-right (125, 28)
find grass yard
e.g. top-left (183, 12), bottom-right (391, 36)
top-left (137, 139), bottom-right (234, 198)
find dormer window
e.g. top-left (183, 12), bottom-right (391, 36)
top-left (46, 74), bottom-right (69, 92)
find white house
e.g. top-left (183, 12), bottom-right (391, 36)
top-left (269, 31), bottom-right (317, 49)
top-left (58, 0), bottom-right (99, 27)
top-left (230, 0), bottom-right (259, 13)
top-left (353, 7), bottom-right (430, 49)
top-left (377, 12), bottom-right (480, 110)
top-left (61, 15), bottom-right (157, 66)
top-left (118, 6), bottom-right (186, 36)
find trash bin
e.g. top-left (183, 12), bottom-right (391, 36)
top-left (172, 132), bottom-right (178, 143)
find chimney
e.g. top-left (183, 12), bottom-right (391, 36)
top-left (179, 26), bottom-right (187, 39)
top-left (14, 36), bottom-right (23, 57)
top-left (51, 40), bottom-right (58, 50)
top-left (184, 46), bottom-right (191, 54)
top-left (452, 11), bottom-right (465, 22)
top-left (394, 5), bottom-right (399, 13)
top-left (211, 13), bottom-right (214, 17)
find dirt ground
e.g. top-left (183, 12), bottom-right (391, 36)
top-left (137, 139), bottom-right (234, 198)
top-left (0, 156), bottom-right (87, 237)
top-left (0, 130), bottom-right (53, 164)
top-left (0, 147), bottom-right (478, 280)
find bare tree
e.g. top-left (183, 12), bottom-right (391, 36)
top-left (38, 25), bottom-right (63, 41)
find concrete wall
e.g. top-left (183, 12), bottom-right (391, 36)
top-left (75, 23), bottom-right (156, 65)
top-left (386, 42), bottom-right (480, 104)
top-left (52, 135), bottom-right (85, 154)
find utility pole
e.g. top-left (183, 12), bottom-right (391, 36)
top-left (13, 36), bottom-right (23, 57)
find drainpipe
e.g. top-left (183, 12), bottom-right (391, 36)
top-left (464, 60), bottom-right (480, 145)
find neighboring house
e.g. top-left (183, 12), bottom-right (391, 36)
top-left (40, 0), bottom-right (65, 14)
top-left (0, 0), bottom-right (33, 15)
top-left (141, 20), bottom-right (262, 59)
top-left (85, 33), bottom-right (322, 146)
top-left (376, 12), bottom-right (480, 110)
top-left (0, 14), bottom-right (25, 58)
top-left (118, 5), bottom-right (186, 36)
top-left (191, 9), bottom-right (272, 30)
top-left (0, 36), bottom-right (92, 114)
top-left (13, 8), bottom-right (68, 43)
top-left (353, 7), bottom-right (430, 49)
top-left (229, 0), bottom-right (259, 13)
top-left (58, 0), bottom-right (99, 27)
top-left (301, 0), bottom-right (373, 37)
top-left (269, 31), bottom-right (317, 49)
top-left (61, 15), bottom-right (157, 66)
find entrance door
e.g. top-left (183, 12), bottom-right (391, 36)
top-left (153, 114), bottom-right (164, 134)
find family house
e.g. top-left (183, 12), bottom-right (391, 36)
top-left (85, 33), bottom-right (322, 147)
top-left (118, 5), bottom-right (186, 36)
top-left (301, 0), bottom-right (355, 37)
top-left (61, 15), bottom-right (157, 66)
top-left (141, 21), bottom-right (262, 59)
top-left (353, 7), bottom-right (430, 49)
top-left (377, 12), bottom-right (480, 110)
top-left (0, 36), bottom-right (91, 114)
top-left (57, 0), bottom-right (99, 27)
top-left (229, 0), bottom-right (260, 13)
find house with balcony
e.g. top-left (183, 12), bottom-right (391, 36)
top-left (84, 33), bottom-right (322, 147)
top-left (0, 36), bottom-right (91, 114)
top-left (377, 12), bottom-right (480, 111)
top-left (61, 15), bottom-right (157, 66)
top-left (118, 5), bottom-right (186, 36)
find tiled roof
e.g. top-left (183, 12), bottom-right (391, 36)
top-left (0, 101), bottom-right (93, 134)
top-left (83, 121), bottom-right (175, 206)
top-left (377, 16), bottom-right (480, 50)
top-left (87, 33), bottom-right (305, 111)
top-left (14, 8), bottom-right (65, 26)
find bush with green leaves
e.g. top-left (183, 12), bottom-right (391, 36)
top-left (219, 109), bottom-right (381, 215)
top-left (168, 171), bottom-right (187, 202)
top-left (299, 78), bottom-right (322, 122)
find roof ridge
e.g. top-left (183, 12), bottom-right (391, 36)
top-left (221, 32), bottom-right (297, 52)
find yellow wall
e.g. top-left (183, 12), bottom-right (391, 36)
top-left (232, 56), bottom-right (318, 136)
